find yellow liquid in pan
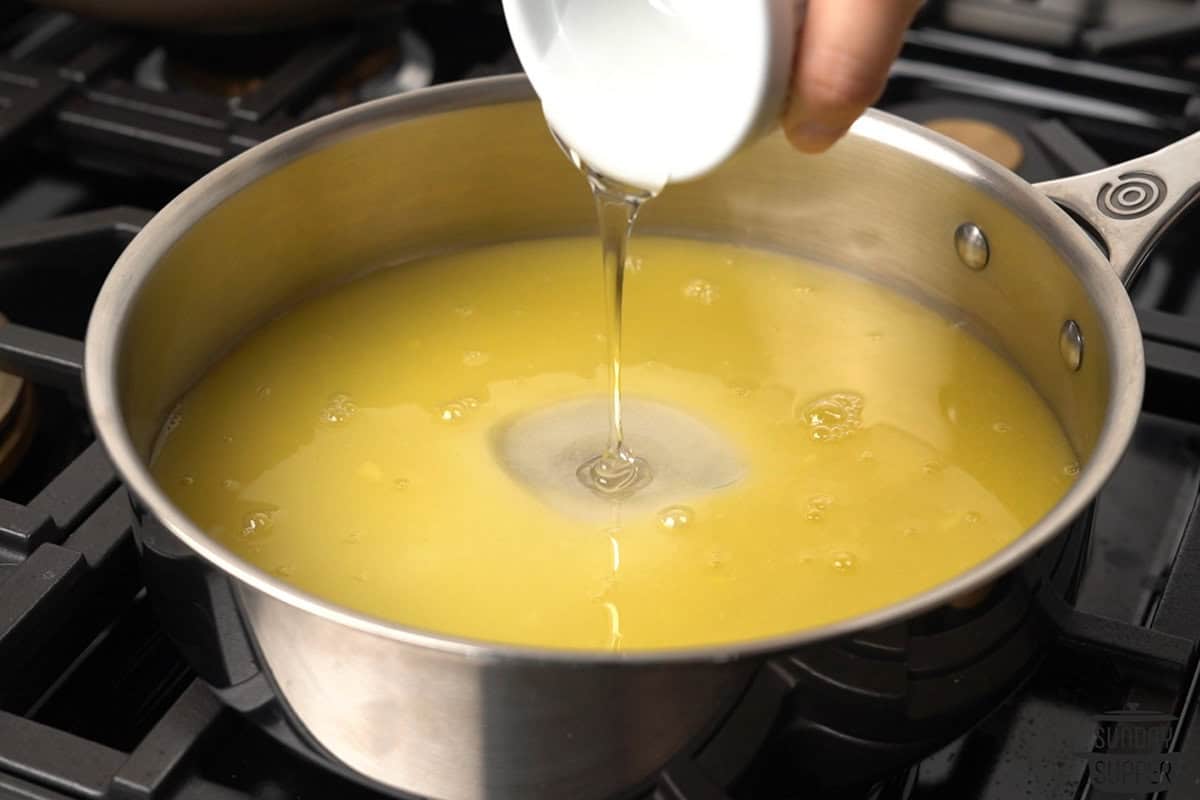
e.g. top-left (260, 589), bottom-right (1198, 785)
top-left (152, 237), bottom-right (1078, 651)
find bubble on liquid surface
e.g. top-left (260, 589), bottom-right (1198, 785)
top-left (810, 495), bottom-right (833, 510)
top-left (965, 511), bottom-right (982, 524)
top-left (241, 511), bottom-right (273, 538)
top-left (806, 494), bottom-right (833, 521)
top-left (179, 475), bottom-right (195, 487)
top-left (273, 564), bottom-right (295, 578)
top-left (439, 402), bottom-right (467, 423)
top-left (393, 477), bottom-right (410, 491)
top-left (800, 392), bottom-right (864, 442)
top-left (658, 505), bottom-right (694, 531)
top-left (831, 552), bottom-right (857, 571)
top-left (858, 450), bottom-right (876, 463)
top-left (625, 256), bottom-right (643, 274)
top-left (992, 421), bottom-right (1012, 433)
top-left (793, 285), bottom-right (813, 297)
top-left (683, 279), bottom-right (719, 305)
top-left (1063, 461), bottom-right (1080, 477)
top-left (221, 478), bottom-right (241, 491)
top-left (255, 385), bottom-right (272, 399)
top-left (462, 350), bottom-right (490, 367)
top-left (731, 383), bottom-right (753, 398)
top-left (923, 460), bottom-right (944, 475)
top-left (454, 305), bottom-right (474, 318)
top-left (343, 531), bottom-right (363, 544)
top-left (320, 393), bottom-right (357, 424)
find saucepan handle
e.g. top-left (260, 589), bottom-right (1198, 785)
top-left (1036, 131), bottom-right (1200, 286)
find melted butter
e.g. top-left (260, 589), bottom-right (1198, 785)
top-left (152, 237), bottom-right (1078, 652)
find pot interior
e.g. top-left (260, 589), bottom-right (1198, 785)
top-left (98, 87), bottom-right (1137, 654)
top-left (113, 95), bottom-right (1115, 474)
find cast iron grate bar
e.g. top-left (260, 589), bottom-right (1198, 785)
top-left (84, 80), bottom-right (228, 130)
top-left (13, 18), bottom-right (102, 68)
top-left (937, 3), bottom-right (1088, 49)
top-left (28, 443), bottom-right (118, 535)
top-left (889, 59), bottom-right (1168, 131)
top-left (1027, 118), bottom-right (1107, 175)
top-left (0, 206), bottom-right (149, 257)
top-left (1043, 585), bottom-right (1194, 673)
top-left (0, 58), bottom-right (69, 144)
top-left (1150, 481), bottom-right (1200, 643)
top-left (0, 499), bottom-right (57, 560)
top-left (1139, 309), bottom-right (1200, 352)
top-left (0, 9), bottom-right (424, 181)
top-left (56, 95), bottom-right (228, 175)
top-left (0, 324), bottom-right (82, 393)
top-left (1145, 341), bottom-right (1200, 424)
top-left (0, 543), bottom-right (88, 687)
top-left (0, 703), bottom-right (124, 797)
top-left (907, 27), bottom-right (1200, 96)
top-left (8, 12), bottom-right (76, 62)
top-left (62, 490), bottom-right (135, 573)
top-left (109, 682), bottom-right (225, 800)
top-left (0, 441), bottom-right (118, 563)
top-left (902, 27), bottom-right (1200, 118)
top-left (57, 33), bottom-right (134, 85)
top-left (1082, 10), bottom-right (1200, 56)
top-left (0, 771), bottom-right (74, 799)
top-left (230, 34), bottom-right (361, 123)
top-left (0, 207), bottom-right (151, 391)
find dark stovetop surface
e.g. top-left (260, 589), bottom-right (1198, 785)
top-left (1, 1), bottom-right (1200, 798)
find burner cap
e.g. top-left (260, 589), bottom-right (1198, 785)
top-left (924, 118), bottom-right (1025, 171)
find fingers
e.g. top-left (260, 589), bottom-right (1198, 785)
top-left (784, 0), bottom-right (922, 153)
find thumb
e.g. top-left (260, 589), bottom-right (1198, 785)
top-left (783, 0), bottom-right (922, 153)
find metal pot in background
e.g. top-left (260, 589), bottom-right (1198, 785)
top-left (83, 75), bottom-right (1192, 798)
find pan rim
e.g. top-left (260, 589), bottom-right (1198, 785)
top-left (83, 74), bottom-right (1144, 666)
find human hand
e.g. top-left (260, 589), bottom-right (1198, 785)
top-left (784, 0), bottom-right (923, 153)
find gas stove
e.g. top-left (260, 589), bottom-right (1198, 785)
top-left (0, 1), bottom-right (1198, 798)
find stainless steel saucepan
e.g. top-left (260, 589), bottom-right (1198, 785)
top-left (83, 75), bottom-right (1194, 799)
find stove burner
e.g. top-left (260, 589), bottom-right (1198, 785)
top-left (924, 117), bottom-right (1025, 170)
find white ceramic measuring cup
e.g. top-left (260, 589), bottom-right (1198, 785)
top-left (502, 0), bottom-right (804, 191)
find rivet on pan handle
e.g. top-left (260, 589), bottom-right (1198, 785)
top-left (1036, 132), bottom-right (1200, 286)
